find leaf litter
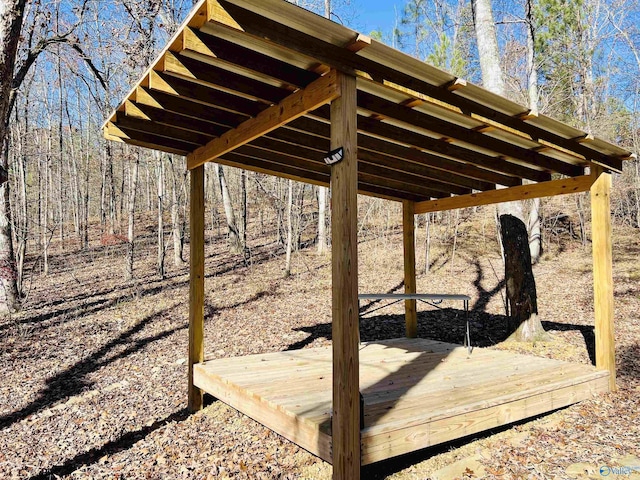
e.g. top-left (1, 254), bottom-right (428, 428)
top-left (0, 218), bottom-right (639, 479)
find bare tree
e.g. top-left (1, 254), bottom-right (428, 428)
top-left (285, 179), bottom-right (294, 276)
top-left (168, 156), bottom-right (186, 267)
top-left (525, 0), bottom-right (542, 263)
top-left (240, 168), bottom-right (248, 256)
top-left (216, 164), bottom-right (241, 253)
top-left (316, 0), bottom-right (331, 255)
top-left (472, 0), bottom-right (547, 342)
top-left (156, 151), bottom-right (165, 279)
top-left (126, 150), bottom-right (139, 280)
top-left (0, 0), bottom-right (27, 311)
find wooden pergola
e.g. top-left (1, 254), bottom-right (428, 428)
top-left (103, 1), bottom-right (634, 478)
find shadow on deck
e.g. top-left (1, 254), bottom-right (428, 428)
top-left (193, 337), bottom-right (608, 465)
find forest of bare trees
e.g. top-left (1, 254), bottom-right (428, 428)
top-left (1, 0), bottom-right (639, 314)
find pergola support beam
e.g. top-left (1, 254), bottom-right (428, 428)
top-left (187, 69), bottom-right (341, 170)
top-left (591, 166), bottom-right (616, 391)
top-left (415, 174), bottom-right (595, 214)
top-left (403, 201), bottom-right (417, 338)
top-left (330, 70), bottom-right (360, 480)
top-left (188, 164), bottom-right (206, 411)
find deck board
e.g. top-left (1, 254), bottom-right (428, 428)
top-left (193, 338), bottom-right (609, 465)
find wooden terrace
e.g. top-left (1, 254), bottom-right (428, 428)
top-left (102, 0), bottom-right (634, 478)
top-left (194, 338), bottom-right (609, 465)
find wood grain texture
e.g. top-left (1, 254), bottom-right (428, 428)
top-left (188, 164), bottom-right (205, 412)
top-left (330, 71), bottom-right (360, 480)
top-left (104, 0), bottom-right (633, 189)
top-left (193, 338), bottom-right (609, 465)
top-left (415, 175), bottom-right (595, 214)
top-left (193, 363), bottom-right (332, 462)
top-left (402, 201), bottom-right (417, 338)
top-left (182, 27), bottom-right (319, 88)
top-left (356, 91), bottom-right (581, 177)
top-left (212, 0), bottom-right (627, 171)
top-left (188, 70), bottom-right (340, 170)
top-left (590, 166), bottom-right (616, 391)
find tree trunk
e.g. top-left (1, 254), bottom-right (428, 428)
top-left (81, 120), bottom-right (90, 250)
top-left (157, 152), bottom-right (165, 279)
top-left (0, 141), bottom-right (20, 311)
top-left (118, 158), bottom-right (125, 233)
top-left (57, 47), bottom-right (65, 250)
top-left (42, 146), bottom-right (50, 276)
top-left (525, 0), bottom-right (542, 264)
top-left (316, 0), bottom-right (330, 255)
top-left (126, 153), bottom-right (139, 280)
top-left (145, 157), bottom-right (152, 212)
top-left (67, 96), bottom-right (81, 241)
top-left (43, 129), bottom-right (56, 276)
top-left (424, 213), bottom-right (431, 274)
top-left (450, 209), bottom-right (459, 275)
top-left (528, 198), bottom-right (542, 263)
top-left (108, 149), bottom-right (116, 235)
top-left (471, 0), bottom-right (505, 95)
top-left (525, 0), bottom-right (538, 116)
top-left (285, 179), bottom-right (293, 276)
top-left (318, 186), bottom-right (327, 254)
top-left (500, 214), bottom-right (549, 342)
top-left (0, 0), bottom-right (27, 311)
top-left (170, 159), bottom-right (185, 267)
top-left (100, 146), bottom-right (107, 232)
top-left (216, 164), bottom-right (241, 254)
top-left (16, 122), bottom-right (27, 296)
top-left (240, 169), bottom-right (248, 255)
top-left (296, 183), bottom-right (306, 249)
top-left (473, 0), bottom-right (542, 335)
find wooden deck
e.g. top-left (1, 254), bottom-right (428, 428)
top-left (193, 338), bottom-right (609, 465)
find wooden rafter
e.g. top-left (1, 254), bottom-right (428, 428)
top-left (149, 70), bottom-right (265, 116)
top-left (105, 122), bottom-right (197, 154)
top-left (356, 115), bottom-right (551, 183)
top-left (104, 0), bottom-right (632, 203)
top-left (125, 100), bottom-right (227, 138)
top-left (356, 90), bottom-right (583, 177)
top-left (187, 69), bottom-right (341, 169)
top-left (250, 131), bottom-right (470, 196)
top-left (136, 86), bottom-right (249, 126)
top-left (414, 175), bottom-right (595, 214)
top-left (209, 0), bottom-right (626, 173)
top-left (293, 109), bottom-right (520, 187)
top-left (115, 112), bottom-right (213, 145)
top-left (127, 86), bottom-right (497, 195)
top-left (163, 51), bottom-right (290, 103)
top-left (182, 27), bottom-right (320, 88)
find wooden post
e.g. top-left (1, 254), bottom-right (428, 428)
top-left (403, 200), bottom-right (417, 338)
top-left (590, 166), bottom-right (616, 391)
top-left (188, 163), bottom-right (205, 411)
top-left (330, 70), bottom-right (360, 480)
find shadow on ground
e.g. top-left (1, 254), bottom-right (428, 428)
top-left (29, 408), bottom-right (190, 480)
top-left (0, 307), bottom-right (186, 431)
top-left (287, 308), bottom-right (512, 351)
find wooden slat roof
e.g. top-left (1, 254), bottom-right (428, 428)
top-left (103, 0), bottom-right (634, 205)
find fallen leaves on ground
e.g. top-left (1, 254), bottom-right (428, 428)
top-left (1, 217), bottom-right (639, 479)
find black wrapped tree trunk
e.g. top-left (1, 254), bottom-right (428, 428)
top-left (500, 214), bottom-right (549, 341)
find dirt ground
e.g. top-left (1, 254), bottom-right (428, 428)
top-left (1, 210), bottom-right (639, 479)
